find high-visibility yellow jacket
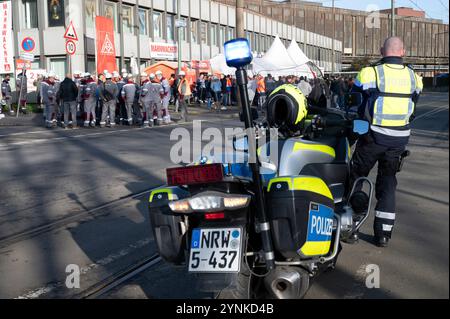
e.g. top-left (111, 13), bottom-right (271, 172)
top-left (355, 60), bottom-right (423, 139)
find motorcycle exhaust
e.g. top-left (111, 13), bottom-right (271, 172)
top-left (264, 266), bottom-right (310, 299)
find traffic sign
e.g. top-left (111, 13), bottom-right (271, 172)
top-left (64, 21), bottom-right (79, 41)
top-left (20, 53), bottom-right (34, 62)
top-left (65, 40), bottom-right (77, 55)
top-left (21, 37), bottom-right (35, 52)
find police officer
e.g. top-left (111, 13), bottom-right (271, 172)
top-left (156, 70), bottom-right (171, 124)
top-left (1, 74), bottom-right (13, 115)
top-left (82, 72), bottom-right (98, 127)
top-left (350, 37), bottom-right (423, 247)
top-left (41, 72), bottom-right (58, 128)
top-left (99, 73), bottom-right (119, 128)
top-left (121, 76), bottom-right (137, 125)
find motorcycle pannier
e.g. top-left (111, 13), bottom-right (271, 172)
top-left (267, 176), bottom-right (335, 259)
top-left (148, 186), bottom-right (189, 264)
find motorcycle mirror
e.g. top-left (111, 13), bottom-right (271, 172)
top-left (233, 136), bottom-right (249, 152)
top-left (345, 92), bottom-right (363, 108)
top-left (353, 120), bottom-right (370, 135)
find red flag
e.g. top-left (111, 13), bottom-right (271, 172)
top-left (96, 16), bottom-right (117, 75)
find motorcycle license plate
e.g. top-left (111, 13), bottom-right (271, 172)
top-left (189, 228), bottom-right (242, 273)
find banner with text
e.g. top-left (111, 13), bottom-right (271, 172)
top-left (0, 1), bottom-right (14, 74)
top-left (150, 42), bottom-right (178, 60)
top-left (95, 16), bottom-right (118, 75)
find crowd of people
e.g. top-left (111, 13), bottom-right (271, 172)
top-left (1, 67), bottom-right (356, 127)
top-left (1, 69), bottom-right (195, 129)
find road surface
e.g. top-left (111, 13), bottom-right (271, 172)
top-left (0, 93), bottom-right (447, 299)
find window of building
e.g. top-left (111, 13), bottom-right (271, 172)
top-left (49, 58), bottom-right (66, 80)
top-left (22, 0), bottom-right (38, 29)
top-left (122, 5), bottom-right (133, 34)
top-left (87, 57), bottom-right (96, 74)
top-left (85, 0), bottom-right (97, 29)
top-left (153, 11), bottom-right (163, 39)
top-left (219, 25), bottom-right (225, 46)
top-left (104, 1), bottom-right (117, 31)
top-left (227, 28), bottom-right (234, 41)
top-left (200, 21), bottom-right (208, 44)
top-left (211, 24), bottom-right (218, 46)
top-left (178, 17), bottom-right (187, 42)
top-left (47, 0), bottom-right (64, 27)
top-left (138, 8), bottom-right (148, 35)
top-left (191, 20), bottom-right (198, 44)
top-left (167, 14), bottom-right (175, 41)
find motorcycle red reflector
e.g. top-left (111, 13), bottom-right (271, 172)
top-left (166, 164), bottom-right (224, 186)
top-left (204, 212), bottom-right (225, 220)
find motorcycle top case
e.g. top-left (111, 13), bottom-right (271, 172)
top-left (148, 186), bottom-right (190, 264)
top-left (267, 176), bottom-right (335, 259)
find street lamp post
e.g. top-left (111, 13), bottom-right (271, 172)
top-left (332, 0), bottom-right (335, 75)
top-left (177, 0), bottom-right (182, 74)
top-left (391, 0), bottom-right (395, 36)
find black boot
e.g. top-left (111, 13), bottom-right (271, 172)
top-left (374, 236), bottom-right (389, 247)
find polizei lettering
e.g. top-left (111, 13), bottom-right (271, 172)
top-left (310, 215), bottom-right (333, 237)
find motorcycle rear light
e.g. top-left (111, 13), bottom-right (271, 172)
top-left (168, 194), bottom-right (251, 214)
top-left (204, 212), bottom-right (225, 220)
top-left (168, 200), bottom-right (190, 213)
top-left (223, 196), bottom-right (250, 209)
top-left (166, 164), bottom-right (224, 186)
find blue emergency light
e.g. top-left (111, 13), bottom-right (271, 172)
top-left (224, 38), bottom-right (253, 68)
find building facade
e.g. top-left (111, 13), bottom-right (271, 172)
top-left (218, 0), bottom-right (449, 72)
top-left (11, 0), bottom-right (342, 79)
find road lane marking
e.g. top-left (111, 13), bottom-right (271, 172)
top-left (0, 118), bottom-right (236, 148)
top-left (16, 237), bottom-right (152, 299)
top-left (414, 105), bottom-right (449, 121)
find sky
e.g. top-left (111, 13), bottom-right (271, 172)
top-left (300, 0), bottom-right (449, 24)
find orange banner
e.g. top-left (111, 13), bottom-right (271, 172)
top-left (95, 16), bottom-right (117, 75)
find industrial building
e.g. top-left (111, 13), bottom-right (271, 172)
top-left (218, 0), bottom-right (449, 73)
top-left (9, 0), bottom-right (342, 80)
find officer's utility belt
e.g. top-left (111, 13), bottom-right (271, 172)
top-left (377, 92), bottom-right (414, 99)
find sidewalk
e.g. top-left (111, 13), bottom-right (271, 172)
top-left (0, 104), bottom-right (240, 127)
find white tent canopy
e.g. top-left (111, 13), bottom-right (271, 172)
top-left (209, 54), bottom-right (236, 76)
top-left (210, 36), bottom-right (321, 79)
top-left (287, 40), bottom-right (310, 66)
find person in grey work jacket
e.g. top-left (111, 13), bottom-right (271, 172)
top-left (82, 73), bottom-right (98, 127)
top-left (99, 73), bottom-right (119, 128)
top-left (141, 73), bottom-right (163, 127)
top-left (1, 74), bottom-right (13, 115)
top-left (41, 73), bottom-right (58, 128)
top-left (121, 77), bottom-right (137, 126)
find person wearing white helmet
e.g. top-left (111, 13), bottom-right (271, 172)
top-left (99, 73), bottom-right (119, 128)
top-left (156, 70), bottom-right (171, 124)
top-left (141, 72), bottom-right (163, 127)
top-left (176, 71), bottom-right (190, 122)
top-left (41, 72), bottom-right (58, 128)
top-left (120, 76), bottom-right (136, 125)
top-left (81, 72), bottom-right (98, 127)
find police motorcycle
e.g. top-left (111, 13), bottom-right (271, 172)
top-left (148, 38), bottom-right (372, 299)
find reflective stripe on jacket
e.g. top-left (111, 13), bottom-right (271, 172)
top-left (355, 63), bottom-right (423, 129)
